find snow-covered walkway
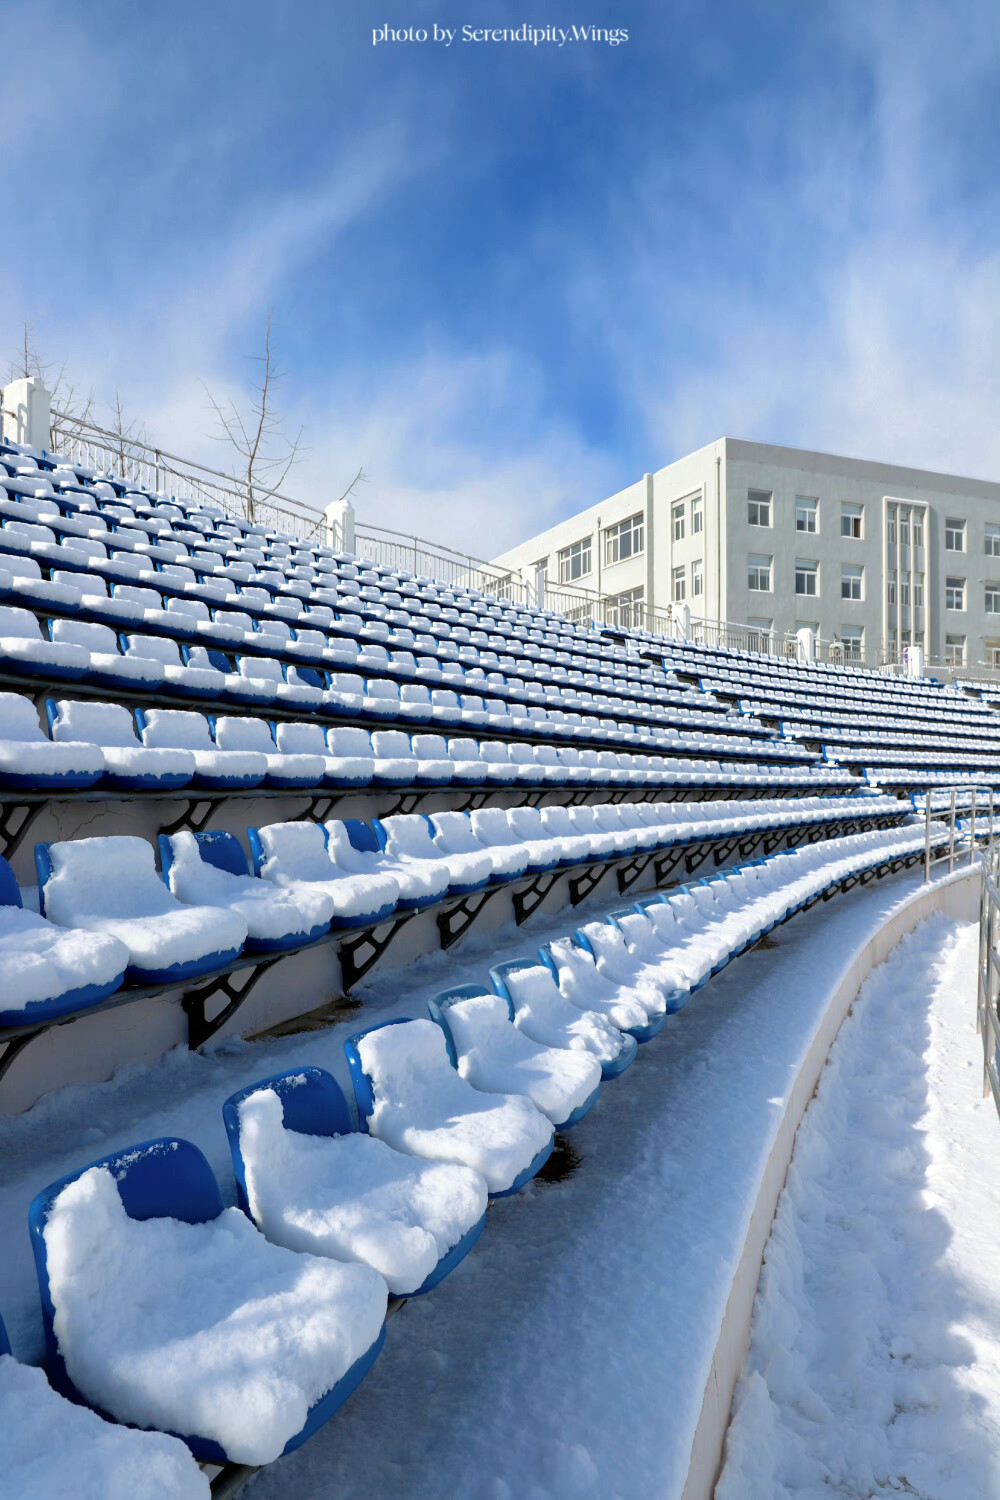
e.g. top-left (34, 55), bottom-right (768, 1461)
top-left (717, 916), bottom-right (1000, 1500)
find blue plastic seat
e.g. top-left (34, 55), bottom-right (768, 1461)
top-left (28, 1137), bottom-right (387, 1464)
top-left (490, 958), bottom-right (637, 1080)
top-left (222, 1066), bottom-right (486, 1296)
top-left (345, 1019), bottom-right (553, 1196)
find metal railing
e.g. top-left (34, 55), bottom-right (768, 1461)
top-left (923, 787), bottom-right (996, 881)
top-left (978, 839), bottom-right (1000, 1119)
top-left (47, 412), bottom-right (325, 539)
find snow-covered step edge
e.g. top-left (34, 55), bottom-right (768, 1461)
top-left (680, 863), bottom-right (981, 1500)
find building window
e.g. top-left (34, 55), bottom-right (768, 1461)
top-left (747, 489), bottom-right (772, 527)
top-left (691, 559), bottom-right (703, 598)
top-left (899, 515), bottom-right (910, 546)
top-left (691, 497), bottom-right (703, 535)
top-left (986, 524), bottom-right (1000, 558)
top-left (986, 583), bottom-right (1000, 615)
top-left (887, 627), bottom-right (898, 657)
top-left (605, 586), bottom-right (644, 629)
top-left (672, 565), bottom-right (686, 602)
top-left (795, 559), bottom-right (819, 597)
top-left (887, 570), bottom-right (896, 604)
top-left (841, 564), bottom-right (863, 601)
top-left (557, 537), bottom-right (592, 584)
top-left (886, 514), bottom-right (896, 544)
top-left (945, 634), bottom-right (966, 667)
top-left (841, 502), bottom-right (863, 539)
top-left (900, 576), bottom-right (910, 606)
top-left (841, 626), bottom-right (864, 661)
top-left (945, 517), bottom-right (966, 552)
top-left (986, 640), bottom-right (1000, 669)
top-left (795, 496), bottom-right (818, 533)
top-left (912, 516), bottom-right (924, 548)
top-left (747, 554), bottom-right (772, 592)
top-left (604, 513), bottom-right (644, 566)
top-left (913, 573), bottom-right (924, 607)
top-left (945, 576), bottom-right (966, 611)
top-left (532, 557), bottom-right (549, 578)
top-left (672, 503), bottom-right (685, 542)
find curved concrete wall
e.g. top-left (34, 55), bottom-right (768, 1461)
top-left (680, 866), bottom-right (981, 1500)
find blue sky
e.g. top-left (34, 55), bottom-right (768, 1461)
top-left (4, 0), bottom-right (997, 553)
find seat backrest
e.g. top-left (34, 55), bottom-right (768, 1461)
top-left (36, 834), bottom-right (163, 919)
top-left (136, 708), bottom-right (212, 751)
top-left (0, 853), bottom-right (23, 909)
top-left (160, 829), bottom-right (250, 880)
top-left (428, 811), bottom-right (477, 853)
top-left (122, 632), bottom-right (181, 665)
top-left (371, 730), bottom-right (412, 757)
top-left (223, 1066), bottom-right (352, 1160)
top-left (448, 737), bottom-right (483, 762)
top-left (0, 606), bottom-right (44, 640)
top-left (375, 813), bottom-right (434, 857)
top-left (0, 690), bottom-right (45, 742)
top-left (212, 716), bottom-right (274, 753)
top-left (411, 733), bottom-right (447, 758)
top-left (239, 655), bottom-right (283, 682)
top-left (344, 1018), bottom-right (447, 1129)
top-left (248, 819), bottom-right (332, 880)
top-left (275, 720), bottom-right (325, 754)
top-left (48, 697), bottom-right (138, 749)
top-left (327, 726), bottom-right (374, 757)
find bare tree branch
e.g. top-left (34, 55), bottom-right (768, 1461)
top-left (203, 312), bottom-right (307, 524)
top-left (7, 324), bottom-right (96, 454)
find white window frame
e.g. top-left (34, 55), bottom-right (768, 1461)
top-left (986, 523), bottom-right (1000, 558)
top-left (795, 496), bottom-right (818, 533)
top-left (887, 570), bottom-right (896, 605)
top-left (672, 564), bottom-right (687, 602)
top-left (841, 625), bottom-right (864, 661)
top-left (986, 582), bottom-right (1000, 616)
top-left (672, 503), bottom-right (685, 542)
top-left (913, 573), bottom-right (924, 607)
top-left (841, 564), bottom-right (863, 601)
top-left (747, 489), bottom-right (772, 528)
top-left (604, 513), bottom-right (644, 566)
top-left (557, 537), bottom-right (592, 584)
top-left (945, 634), bottom-right (966, 666)
top-left (945, 517), bottom-right (966, 552)
top-left (691, 497), bottom-right (703, 535)
top-left (747, 554), bottom-right (772, 592)
top-left (691, 558), bottom-right (703, 598)
top-left (945, 576), bottom-right (966, 611)
top-left (841, 502), bottom-right (864, 540)
top-left (795, 559), bottom-right (819, 597)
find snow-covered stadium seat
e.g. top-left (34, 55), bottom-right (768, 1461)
top-left (536, 937), bottom-right (655, 1039)
top-left (135, 709), bottom-right (267, 789)
top-left (248, 820), bottom-right (399, 927)
top-left (0, 1309), bottom-right (209, 1500)
top-left (429, 810), bottom-right (528, 882)
top-left (28, 1138), bottom-right (388, 1465)
top-left (324, 819), bottom-right (449, 908)
top-left (0, 691), bottom-right (104, 790)
top-left (47, 699), bottom-right (195, 791)
top-left (373, 813), bottom-right (493, 894)
top-left (210, 716), bottom-right (325, 789)
top-left (427, 984), bottom-right (602, 1129)
top-left (0, 853), bottom-right (128, 1026)
top-left (36, 835), bottom-right (247, 984)
top-left (222, 1066), bottom-right (487, 1296)
top-left (158, 831), bottom-right (334, 951)
top-left (489, 958), bottom-right (637, 1078)
top-left (0, 604), bottom-right (88, 679)
top-left (344, 1018), bottom-right (554, 1195)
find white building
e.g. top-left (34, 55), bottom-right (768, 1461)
top-left (492, 438), bottom-right (1000, 670)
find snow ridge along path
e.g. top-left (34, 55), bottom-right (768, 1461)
top-left (716, 916), bottom-right (1000, 1500)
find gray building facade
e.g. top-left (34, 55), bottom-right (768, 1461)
top-left (492, 439), bottom-right (1000, 670)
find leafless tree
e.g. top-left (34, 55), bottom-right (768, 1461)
top-left (106, 389), bottom-right (148, 486)
top-left (204, 313), bottom-right (307, 525)
top-left (7, 322), bottom-right (95, 453)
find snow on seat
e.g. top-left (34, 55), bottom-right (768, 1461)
top-left (374, 813), bottom-right (493, 894)
top-left (430, 810), bottom-right (528, 882)
top-left (345, 1018), bottom-right (553, 1196)
top-left (135, 709), bottom-right (267, 790)
top-left (0, 690), bottom-right (104, 790)
top-left (492, 806), bottom-right (562, 873)
top-left (0, 553), bottom-right (84, 612)
top-left (236, 654), bottom-right (322, 708)
top-left (323, 726), bottom-right (376, 787)
top-left (36, 836), bottom-right (247, 985)
top-left (564, 805), bottom-right (621, 858)
top-left (0, 853), bottom-right (128, 1026)
top-left (443, 736), bottom-right (490, 785)
top-left (408, 732), bottom-right (455, 786)
top-left (249, 820), bottom-right (399, 927)
top-left (47, 700), bottom-right (194, 791)
top-left (536, 805), bottom-right (595, 864)
top-left (321, 672), bottom-right (367, 715)
top-left (489, 959), bottom-right (636, 1079)
top-left (428, 984), bottom-right (601, 1129)
top-left (327, 819), bottom-right (449, 908)
top-left (369, 730), bottom-right (419, 787)
top-left (210, 716), bottom-right (325, 789)
top-left (0, 604), bottom-right (88, 679)
top-left (504, 741), bottom-right (548, 785)
top-left (158, 832), bottom-right (333, 952)
top-left (0, 1311), bottom-right (209, 1500)
top-left (573, 918), bottom-right (678, 1024)
top-left (119, 633), bottom-right (226, 698)
top-left (270, 720), bottom-right (362, 788)
top-left (536, 937), bottom-right (653, 1038)
top-left (48, 617), bottom-right (166, 691)
top-left (223, 1067), bottom-right (486, 1297)
top-left (29, 1138), bottom-right (388, 1466)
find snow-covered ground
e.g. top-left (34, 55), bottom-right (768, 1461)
top-left (0, 867), bottom-right (989, 1499)
top-left (716, 915), bottom-right (1000, 1500)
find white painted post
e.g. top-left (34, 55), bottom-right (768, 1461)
top-left (324, 498), bottom-right (356, 554)
top-left (796, 627), bottom-right (816, 662)
top-left (1, 377), bottom-right (51, 451)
